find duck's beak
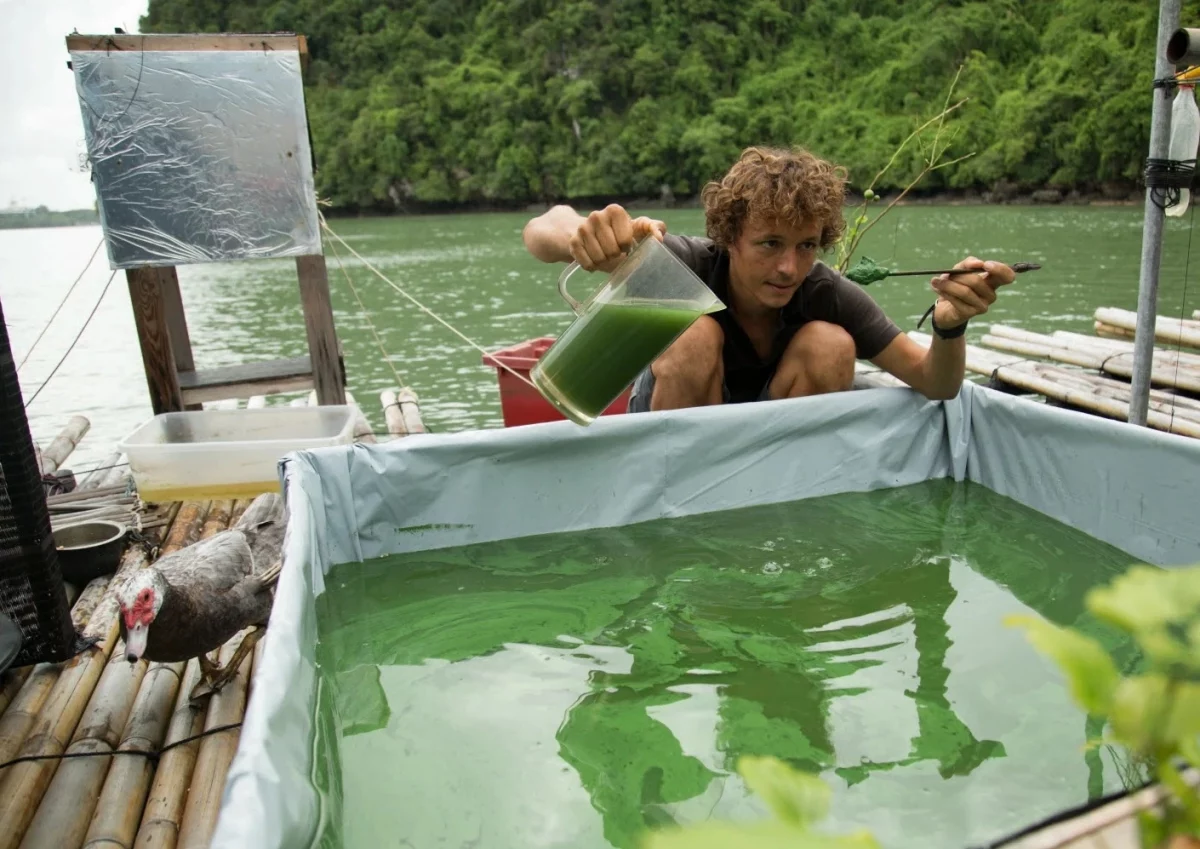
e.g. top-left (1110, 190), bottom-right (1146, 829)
top-left (125, 623), bottom-right (148, 663)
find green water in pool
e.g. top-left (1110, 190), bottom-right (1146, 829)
top-left (313, 479), bottom-right (1145, 849)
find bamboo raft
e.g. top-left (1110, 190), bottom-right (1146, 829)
top-left (0, 386), bottom-right (422, 849)
top-left (854, 306), bottom-right (1200, 440)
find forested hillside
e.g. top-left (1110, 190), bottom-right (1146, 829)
top-left (141, 0), bottom-right (1200, 211)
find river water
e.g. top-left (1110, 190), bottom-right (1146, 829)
top-left (4, 204), bottom-right (1199, 469)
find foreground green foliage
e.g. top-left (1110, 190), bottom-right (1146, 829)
top-left (641, 756), bottom-right (879, 849)
top-left (1007, 564), bottom-right (1200, 846)
top-left (140, 0), bottom-right (1200, 211)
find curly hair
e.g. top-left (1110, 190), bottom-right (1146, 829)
top-left (701, 146), bottom-right (848, 249)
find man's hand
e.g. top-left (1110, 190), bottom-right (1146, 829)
top-left (569, 204), bottom-right (667, 272)
top-left (931, 256), bottom-right (1016, 329)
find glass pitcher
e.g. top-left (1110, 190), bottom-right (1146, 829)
top-left (530, 236), bottom-right (726, 425)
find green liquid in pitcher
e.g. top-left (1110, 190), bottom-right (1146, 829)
top-left (533, 300), bottom-right (706, 422)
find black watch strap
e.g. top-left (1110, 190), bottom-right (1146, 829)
top-left (916, 302), bottom-right (967, 339)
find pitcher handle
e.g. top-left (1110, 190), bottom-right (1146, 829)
top-left (557, 262), bottom-right (586, 314)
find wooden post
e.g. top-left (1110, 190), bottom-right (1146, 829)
top-left (295, 255), bottom-right (346, 406)
top-left (126, 268), bottom-right (184, 415)
top-left (159, 266), bottom-right (204, 411)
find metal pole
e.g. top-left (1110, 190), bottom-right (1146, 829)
top-left (1130, 0), bottom-right (1182, 427)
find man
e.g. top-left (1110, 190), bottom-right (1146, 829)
top-left (521, 146), bottom-right (1014, 412)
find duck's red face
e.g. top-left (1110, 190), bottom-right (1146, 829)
top-left (122, 587), bottom-right (157, 662)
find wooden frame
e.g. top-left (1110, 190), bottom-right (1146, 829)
top-left (65, 33), bottom-right (309, 69)
top-left (77, 31), bottom-right (340, 411)
top-left (125, 257), bottom-right (346, 413)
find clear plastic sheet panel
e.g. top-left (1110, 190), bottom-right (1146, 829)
top-left (69, 46), bottom-right (320, 268)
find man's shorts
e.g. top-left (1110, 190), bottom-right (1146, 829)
top-left (626, 366), bottom-right (772, 413)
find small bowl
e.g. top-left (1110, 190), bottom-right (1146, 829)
top-left (54, 520), bottom-right (129, 584)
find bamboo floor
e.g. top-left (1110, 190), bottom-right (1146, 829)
top-left (0, 387), bottom-right (419, 849)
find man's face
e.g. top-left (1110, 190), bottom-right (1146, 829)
top-left (727, 215), bottom-right (823, 312)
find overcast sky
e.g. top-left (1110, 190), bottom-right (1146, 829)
top-left (1, 0), bottom-right (149, 211)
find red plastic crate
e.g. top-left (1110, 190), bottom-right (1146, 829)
top-left (482, 337), bottom-right (632, 427)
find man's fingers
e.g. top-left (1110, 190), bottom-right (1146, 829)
top-left (612, 210), bottom-right (635, 249)
top-left (632, 216), bottom-right (667, 243)
top-left (580, 227), bottom-right (608, 268)
top-left (983, 260), bottom-right (1016, 287)
top-left (568, 233), bottom-right (594, 271)
top-left (933, 277), bottom-right (989, 314)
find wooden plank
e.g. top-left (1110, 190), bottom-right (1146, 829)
top-left (296, 255), bottom-right (346, 406)
top-left (126, 268), bottom-right (183, 415)
top-left (178, 357), bottom-right (314, 405)
top-left (157, 266), bottom-right (205, 413)
top-left (65, 33), bottom-right (307, 55)
top-left (157, 268), bottom-right (194, 373)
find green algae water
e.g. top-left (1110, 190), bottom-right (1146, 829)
top-left (313, 480), bottom-right (1145, 849)
top-left (532, 300), bottom-right (704, 422)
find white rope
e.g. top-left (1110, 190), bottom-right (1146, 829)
top-left (24, 268), bottom-right (117, 408)
top-left (17, 237), bottom-right (105, 373)
top-left (318, 216), bottom-right (539, 389)
top-left (324, 228), bottom-right (408, 390)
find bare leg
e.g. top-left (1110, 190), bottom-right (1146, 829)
top-left (767, 321), bottom-right (856, 400)
top-left (649, 316), bottom-right (725, 411)
top-left (190, 628), bottom-right (265, 704)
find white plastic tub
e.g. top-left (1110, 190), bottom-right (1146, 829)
top-left (118, 405), bottom-right (356, 503)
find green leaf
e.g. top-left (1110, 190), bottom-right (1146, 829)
top-left (1086, 565), bottom-right (1200, 635)
top-left (1086, 565), bottom-right (1200, 674)
top-left (1109, 675), bottom-right (1169, 754)
top-left (643, 820), bottom-right (879, 849)
top-left (737, 756), bottom-right (830, 828)
top-left (1004, 614), bottom-right (1119, 715)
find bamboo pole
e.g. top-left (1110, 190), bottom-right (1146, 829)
top-left (981, 332), bottom-right (1200, 393)
top-left (98, 456), bottom-right (131, 490)
top-left (381, 387), bottom-right (426, 436)
top-left (993, 324), bottom-right (1200, 369)
top-left (0, 668), bottom-right (33, 719)
top-left (82, 660), bottom-right (189, 849)
top-left (380, 389), bottom-right (406, 436)
top-left (129, 659), bottom-right (205, 849)
top-left (79, 453), bottom-right (122, 492)
top-left (1095, 321), bottom-right (1138, 342)
top-left (1034, 367), bottom-right (1200, 424)
top-left (174, 628), bottom-right (255, 849)
top-left (396, 387), bottom-right (426, 434)
top-left (344, 390), bottom-right (375, 443)
top-left (18, 640), bottom-right (149, 849)
top-left (1095, 307), bottom-right (1200, 349)
top-left (0, 500), bottom-right (203, 849)
top-left (41, 415), bottom-right (91, 475)
top-left (0, 577), bottom-right (111, 765)
top-left (909, 332), bottom-right (1200, 438)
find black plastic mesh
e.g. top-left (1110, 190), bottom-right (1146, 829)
top-left (0, 294), bottom-right (77, 666)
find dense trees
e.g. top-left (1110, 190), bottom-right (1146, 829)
top-left (142, 0), bottom-right (1200, 211)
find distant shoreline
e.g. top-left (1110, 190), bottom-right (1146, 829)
top-left (322, 186), bottom-right (1145, 219)
top-left (5, 187), bottom-right (1143, 231)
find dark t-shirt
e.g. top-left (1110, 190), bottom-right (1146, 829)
top-left (662, 233), bottom-right (902, 402)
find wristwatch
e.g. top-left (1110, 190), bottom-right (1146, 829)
top-left (931, 308), bottom-right (967, 340)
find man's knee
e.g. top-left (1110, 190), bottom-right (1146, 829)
top-left (785, 321), bottom-right (856, 391)
top-left (653, 315), bottom-right (723, 382)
